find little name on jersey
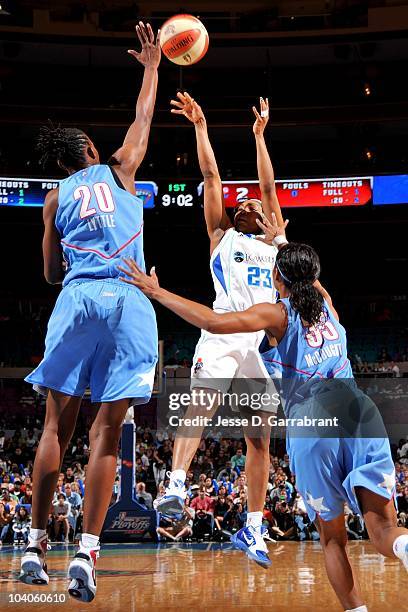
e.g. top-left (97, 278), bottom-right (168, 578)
top-left (305, 342), bottom-right (343, 368)
top-left (86, 214), bottom-right (116, 232)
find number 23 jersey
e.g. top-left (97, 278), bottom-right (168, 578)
top-left (210, 228), bottom-right (278, 312)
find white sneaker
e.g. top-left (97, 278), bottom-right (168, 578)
top-left (68, 539), bottom-right (99, 603)
top-left (156, 472), bottom-right (186, 516)
top-left (19, 535), bottom-right (49, 585)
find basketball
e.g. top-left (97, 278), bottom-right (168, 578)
top-left (160, 14), bottom-right (209, 66)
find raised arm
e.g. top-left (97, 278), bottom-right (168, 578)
top-left (253, 97), bottom-right (284, 226)
top-left (118, 258), bottom-right (285, 335)
top-left (171, 92), bottom-right (232, 244)
top-left (42, 189), bottom-right (64, 285)
top-left (110, 22), bottom-right (161, 179)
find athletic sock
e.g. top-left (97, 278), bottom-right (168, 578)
top-left (29, 528), bottom-right (46, 542)
top-left (81, 533), bottom-right (100, 550)
top-left (345, 606), bottom-right (368, 612)
top-left (170, 469), bottom-right (186, 486)
top-left (392, 533), bottom-right (408, 559)
top-left (246, 511), bottom-right (263, 530)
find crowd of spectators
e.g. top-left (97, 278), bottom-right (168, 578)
top-left (1, 410), bottom-right (408, 546)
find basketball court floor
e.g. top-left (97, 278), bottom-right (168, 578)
top-left (0, 541), bottom-right (405, 611)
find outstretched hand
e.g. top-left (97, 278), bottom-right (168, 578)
top-left (255, 213), bottom-right (289, 245)
top-left (170, 91), bottom-right (205, 124)
top-left (127, 21), bottom-right (161, 68)
top-left (252, 97), bottom-right (269, 136)
top-left (118, 258), bottom-right (161, 299)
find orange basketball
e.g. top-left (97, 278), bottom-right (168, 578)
top-left (159, 14), bottom-right (209, 66)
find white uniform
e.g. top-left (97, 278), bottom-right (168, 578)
top-left (191, 228), bottom-right (278, 404)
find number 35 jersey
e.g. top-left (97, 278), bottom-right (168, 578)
top-left (56, 164), bottom-right (145, 287)
top-left (210, 228), bottom-right (278, 312)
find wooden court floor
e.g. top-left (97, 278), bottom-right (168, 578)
top-left (0, 541), bottom-right (406, 611)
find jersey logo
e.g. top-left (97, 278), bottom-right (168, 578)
top-left (305, 320), bottom-right (339, 348)
top-left (193, 358), bottom-right (204, 374)
top-left (234, 251), bottom-right (245, 263)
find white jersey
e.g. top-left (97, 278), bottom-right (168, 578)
top-left (210, 228), bottom-right (278, 312)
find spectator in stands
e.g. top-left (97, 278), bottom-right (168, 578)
top-left (214, 486), bottom-right (230, 531)
top-left (217, 460), bottom-right (238, 483)
top-left (21, 484), bottom-right (33, 506)
top-left (135, 482), bottom-right (153, 509)
top-left (191, 486), bottom-right (214, 539)
top-left (0, 488), bottom-right (16, 545)
top-left (64, 483), bottom-right (82, 537)
top-left (397, 438), bottom-right (408, 464)
top-left (12, 480), bottom-right (24, 502)
top-left (273, 500), bottom-right (295, 540)
top-left (204, 476), bottom-right (218, 498)
top-left (231, 447), bottom-right (246, 470)
top-left (52, 493), bottom-right (71, 543)
top-left (12, 506), bottom-right (31, 545)
top-left (222, 497), bottom-right (245, 533)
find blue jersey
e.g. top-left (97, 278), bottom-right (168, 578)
top-left (261, 297), bottom-right (353, 413)
top-left (56, 164), bottom-right (145, 287)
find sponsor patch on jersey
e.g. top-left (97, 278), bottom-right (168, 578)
top-left (233, 251), bottom-right (245, 263)
top-left (193, 358), bottom-right (204, 374)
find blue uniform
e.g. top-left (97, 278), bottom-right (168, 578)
top-left (261, 298), bottom-right (395, 522)
top-left (26, 164), bottom-right (157, 405)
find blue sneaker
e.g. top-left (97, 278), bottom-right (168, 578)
top-left (230, 525), bottom-right (272, 568)
top-left (155, 472), bottom-right (186, 517)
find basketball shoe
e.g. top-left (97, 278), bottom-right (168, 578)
top-left (19, 534), bottom-right (49, 585)
top-left (67, 536), bottom-right (99, 603)
top-left (230, 525), bottom-right (272, 568)
top-left (155, 471), bottom-right (186, 516)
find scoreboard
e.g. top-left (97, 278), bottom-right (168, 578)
top-left (1, 174), bottom-right (407, 209)
top-left (217, 177), bottom-right (372, 208)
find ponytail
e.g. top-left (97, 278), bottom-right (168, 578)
top-left (288, 281), bottom-right (323, 326)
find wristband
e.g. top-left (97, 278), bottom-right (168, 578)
top-left (273, 235), bottom-right (288, 248)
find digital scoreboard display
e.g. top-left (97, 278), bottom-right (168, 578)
top-left (2, 174), bottom-right (407, 209)
top-left (218, 177), bottom-right (373, 208)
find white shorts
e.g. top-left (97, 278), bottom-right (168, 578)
top-left (190, 330), bottom-right (278, 413)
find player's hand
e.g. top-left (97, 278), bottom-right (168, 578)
top-left (255, 213), bottom-right (289, 245)
top-left (170, 91), bottom-right (205, 124)
top-left (127, 22), bottom-right (161, 69)
top-left (252, 97), bottom-right (269, 136)
top-left (118, 258), bottom-right (161, 298)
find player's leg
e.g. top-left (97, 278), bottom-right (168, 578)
top-left (316, 515), bottom-right (365, 611)
top-left (357, 486), bottom-right (408, 570)
top-left (158, 386), bottom-right (220, 515)
top-left (68, 398), bottom-right (129, 603)
top-left (20, 391), bottom-right (81, 586)
top-left (231, 413), bottom-right (272, 567)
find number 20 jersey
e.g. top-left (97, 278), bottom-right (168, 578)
top-left (210, 228), bottom-right (278, 312)
top-left (56, 164), bottom-right (145, 287)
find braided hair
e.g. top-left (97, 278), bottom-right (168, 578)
top-left (276, 243), bottom-right (324, 326)
top-left (37, 122), bottom-right (90, 170)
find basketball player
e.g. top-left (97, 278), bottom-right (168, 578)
top-left (139, 91), bottom-right (286, 567)
top-left (19, 22), bottom-right (161, 603)
top-left (119, 242), bottom-right (408, 611)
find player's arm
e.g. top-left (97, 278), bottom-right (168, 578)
top-left (118, 258), bottom-right (285, 335)
top-left (110, 22), bottom-right (161, 178)
top-left (42, 189), bottom-right (64, 285)
top-left (314, 280), bottom-right (339, 321)
top-left (252, 97), bottom-right (284, 226)
top-left (171, 92), bottom-right (232, 242)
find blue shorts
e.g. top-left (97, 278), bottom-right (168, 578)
top-left (288, 435), bottom-right (395, 522)
top-left (26, 278), bottom-right (158, 405)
